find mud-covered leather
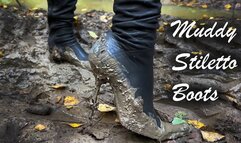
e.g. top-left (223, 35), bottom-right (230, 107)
top-left (109, 0), bottom-right (162, 125)
top-left (47, 0), bottom-right (88, 61)
top-left (106, 31), bottom-right (161, 126)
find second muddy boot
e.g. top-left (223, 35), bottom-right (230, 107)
top-left (47, 0), bottom-right (89, 66)
top-left (89, 0), bottom-right (192, 141)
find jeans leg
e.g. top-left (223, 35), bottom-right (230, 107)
top-left (112, 0), bottom-right (162, 52)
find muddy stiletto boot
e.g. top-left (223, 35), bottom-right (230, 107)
top-left (89, 0), bottom-right (192, 141)
top-left (47, 0), bottom-right (89, 68)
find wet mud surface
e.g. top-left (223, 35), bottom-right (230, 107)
top-left (0, 6), bottom-right (241, 143)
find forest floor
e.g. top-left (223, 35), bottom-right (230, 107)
top-left (0, 6), bottom-right (241, 143)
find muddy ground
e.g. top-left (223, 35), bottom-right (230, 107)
top-left (0, 6), bottom-right (241, 143)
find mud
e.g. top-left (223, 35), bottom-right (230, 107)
top-left (0, 6), bottom-right (241, 143)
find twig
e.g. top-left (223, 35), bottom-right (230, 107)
top-left (16, 0), bottom-right (22, 8)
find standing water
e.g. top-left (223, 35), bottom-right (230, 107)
top-left (2, 0), bottom-right (241, 19)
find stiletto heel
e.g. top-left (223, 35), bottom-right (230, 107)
top-left (88, 32), bottom-right (193, 141)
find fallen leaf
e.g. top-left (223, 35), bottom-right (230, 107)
top-left (35, 124), bottom-right (46, 131)
top-left (51, 84), bottom-right (66, 89)
top-left (68, 123), bottom-right (82, 128)
top-left (172, 117), bottom-right (186, 125)
top-left (65, 105), bottom-right (73, 109)
top-left (200, 23), bottom-right (206, 26)
top-left (201, 4), bottom-right (208, 9)
top-left (163, 84), bottom-right (172, 91)
top-left (81, 8), bottom-right (88, 12)
top-left (88, 31), bottom-right (98, 39)
top-left (201, 130), bottom-right (225, 142)
top-left (163, 22), bottom-right (169, 26)
top-left (209, 17), bottom-right (214, 20)
top-left (31, 7), bottom-right (38, 11)
top-left (64, 96), bottom-right (79, 106)
top-left (224, 4), bottom-right (232, 10)
top-left (74, 16), bottom-right (78, 21)
top-left (191, 51), bottom-right (203, 55)
top-left (187, 120), bottom-right (205, 129)
top-left (157, 26), bottom-right (165, 32)
top-left (98, 104), bottom-right (116, 112)
top-left (100, 15), bottom-right (108, 23)
top-left (3, 5), bottom-right (7, 9)
top-left (202, 14), bottom-right (209, 19)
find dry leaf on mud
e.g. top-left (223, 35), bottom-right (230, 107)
top-left (163, 84), bottom-right (172, 91)
top-left (65, 106), bottom-right (73, 109)
top-left (157, 26), bottom-right (165, 32)
top-left (35, 124), bottom-right (46, 131)
top-left (81, 8), bottom-right (88, 12)
top-left (98, 104), bottom-right (116, 112)
top-left (51, 84), bottom-right (66, 89)
top-left (74, 16), bottom-right (78, 21)
top-left (68, 123), bottom-right (82, 128)
top-left (88, 31), bottom-right (98, 39)
top-left (187, 120), bottom-right (205, 129)
top-left (209, 17), bottom-right (214, 20)
top-left (64, 96), bottom-right (79, 106)
top-left (191, 51), bottom-right (203, 55)
top-left (201, 130), bottom-right (224, 142)
top-left (201, 4), bottom-right (208, 9)
top-left (30, 7), bottom-right (39, 11)
top-left (100, 15), bottom-right (108, 23)
top-left (224, 4), bottom-right (232, 10)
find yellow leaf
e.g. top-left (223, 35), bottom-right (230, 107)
top-left (209, 17), bottom-right (214, 20)
top-left (31, 7), bottom-right (38, 11)
top-left (201, 130), bottom-right (225, 142)
top-left (65, 105), bottom-right (73, 109)
top-left (51, 84), bottom-right (66, 89)
top-left (201, 4), bottom-right (208, 9)
top-left (187, 120), bottom-right (205, 129)
top-left (68, 123), bottom-right (82, 128)
top-left (64, 96), bottom-right (79, 106)
top-left (3, 5), bottom-right (7, 9)
top-left (35, 124), bottom-right (46, 131)
top-left (74, 16), bottom-right (78, 21)
top-left (81, 8), bottom-right (88, 12)
top-left (98, 104), bottom-right (116, 112)
top-left (191, 51), bottom-right (203, 55)
top-left (225, 4), bottom-right (232, 10)
top-left (88, 31), bottom-right (98, 39)
top-left (13, 7), bottom-right (18, 11)
top-left (200, 23), bottom-right (206, 26)
top-left (202, 14), bottom-right (209, 19)
top-left (163, 22), bottom-right (169, 26)
top-left (157, 26), bottom-right (165, 32)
